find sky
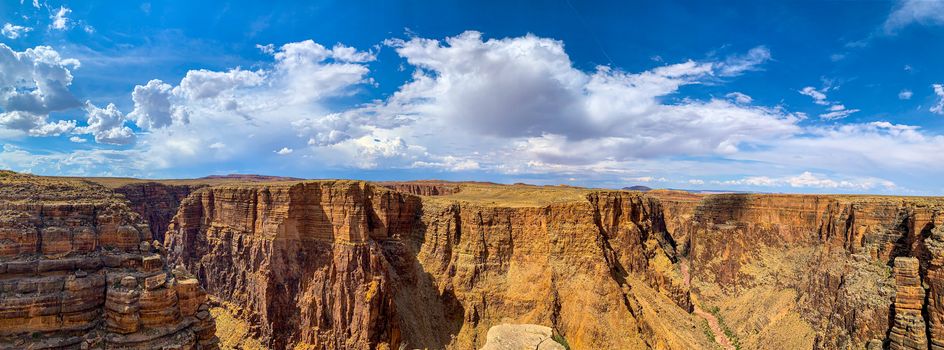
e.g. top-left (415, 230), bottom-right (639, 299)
top-left (2, 1), bottom-right (944, 194)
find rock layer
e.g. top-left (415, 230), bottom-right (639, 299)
top-left (138, 179), bottom-right (944, 349)
top-left (113, 183), bottom-right (204, 243)
top-left (165, 181), bottom-right (707, 349)
top-left (0, 173), bottom-right (218, 349)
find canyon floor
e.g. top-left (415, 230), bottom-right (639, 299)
top-left (2, 171), bottom-right (944, 349)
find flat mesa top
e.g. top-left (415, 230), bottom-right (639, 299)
top-left (422, 182), bottom-right (598, 207)
top-left (0, 171), bottom-right (119, 203)
top-left (8, 171), bottom-right (944, 208)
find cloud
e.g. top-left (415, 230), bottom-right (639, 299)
top-left (50, 6), bottom-right (71, 30)
top-left (0, 44), bottom-right (82, 135)
top-left (0, 144), bottom-right (143, 177)
top-left (1, 23), bottom-right (32, 39)
top-left (716, 46), bottom-right (771, 76)
top-left (819, 105), bottom-right (860, 120)
top-left (280, 32), bottom-right (793, 176)
top-left (77, 102), bottom-right (134, 144)
top-left (0, 111), bottom-right (73, 136)
top-left (734, 121), bottom-right (944, 180)
top-left (119, 39), bottom-right (377, 170)
top-left (11, 32), bottom-right (944, 193)
top-left (357, 32), bottom-right (783, 146)
top-left (27, 119), bottom-right (75, 136)
top-left (800, 84), bottom-right (860, 119)
top-left (174, 68), bottom-right (265, 100)
top-left (799, 86), bottom-right (829, 105)
top-left (899, 89), bottom-right (913, 100)
top-left (725, 92), bottom-right (753, 104)
top-left (932, 84), bottom-right (944, 115)
top-left (718, 171), bottom-right (895, 190)
top-left (127, 79), bottom-right (186, 130)
top-left (884, 0), bottom-right (944, 34)
top-left (69, 136), bottom-right (86, 143)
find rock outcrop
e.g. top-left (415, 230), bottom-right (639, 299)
top-left (0, 173), bottom-right (218, 349)
top-left (15, 173), bottom-right (944, 350)
top-left (378, 181), bottom-right (460, 196)
top-left (890, 257), bottom-right (927, 350)
top-left (165, 181), bottom-right (709, 349)
top-left (650, 192), bottom-right (944, 349)
top-left (479, 324), bottom-right (565, 350)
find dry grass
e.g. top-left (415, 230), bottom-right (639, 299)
top-left (210, 306), bottom-right (267, 350)
top-left (426, 182), bottom-right (595, 207)
top-left (0, 171), bottom-right (119, 203)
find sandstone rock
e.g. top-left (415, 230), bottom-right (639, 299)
top-left (141, 254), bottom-right (162, 272)
top-left (144, 272), bottom-right (167, 290)
top-left (889, 257), bottom-right (929, 350)
top-left (479, 324), bottom-right (565, 350)
top-left (120, 276), bottom-right (137, 288)
top-left (0, 173), bottom-right (219, 350)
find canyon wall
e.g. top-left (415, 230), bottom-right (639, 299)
top-left (145, 179), bottom-right (944, 349)
top-left (0, 172), bottom-right (219, 350)
top-left (164, 181), bottom-right (712, 349)
top-left (652, 192), bottom-right (944, 349)
top-left (113, 183), bottom-right (205, 243)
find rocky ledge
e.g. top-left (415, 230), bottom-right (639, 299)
top-left (0, 172), bottom-right (218, 350)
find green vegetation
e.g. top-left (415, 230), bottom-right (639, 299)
top-left (709, 306), bottom-right (742, 350)
top-left (552, 332), bottom-right (571, 350)
top-left (701, 320), bottom-right (717, 347)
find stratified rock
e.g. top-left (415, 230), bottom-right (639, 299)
top-left (0, 173), bottom-right (218, 349)
top-left (889, 257), bottom-right (928, 350)
top-left (165, 181), bottom-right (708, 350)
top-left (112, 183), bottom-right (205, 243)
top-left (479, 324), bottom-right (565, 350)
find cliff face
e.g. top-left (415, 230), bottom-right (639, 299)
top-left (159, 180), bottom-right (944, 349)
top-left (165, 182), bottom-right (711, 349)
top-left (652, 193), bottom-right (944, 349)
top-left (113, 183), bottom-right (205, 244)
top-left (0, 173), bottom-right (218, 349)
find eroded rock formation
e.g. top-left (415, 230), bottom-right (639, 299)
top-left (164, 181), bottom-right (708, 349)
top-left (13, 173), bottom-right (944, 350)
top-left (0, 173), bottom-right (218, 349)
top-left (113, 183), bottom-right (205, 243)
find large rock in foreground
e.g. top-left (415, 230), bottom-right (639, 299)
top-left (480, 324), bottom-right (565, 350)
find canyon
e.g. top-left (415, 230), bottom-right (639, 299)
top-left (4, 172), bottom-right (944, 349)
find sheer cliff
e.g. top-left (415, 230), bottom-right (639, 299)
top-left (13, 174), bottom-right (944, 349)
top-left (163, 181), bottom-right (709, 349)
top-left (0, 172), bottom-right (219, 349)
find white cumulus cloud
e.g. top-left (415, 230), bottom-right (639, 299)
top-left (1, 23), bottom-right (32, 39)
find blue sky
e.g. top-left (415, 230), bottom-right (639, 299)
top-left (2, 0), bottom-right (944, 194)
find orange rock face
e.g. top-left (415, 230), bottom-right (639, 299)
top-left (164, 181), bottom-right (704, 349)
top-left (16, 175), bottom-right (944, 350)
top-left (0, 173), bottom-right (219, 349)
